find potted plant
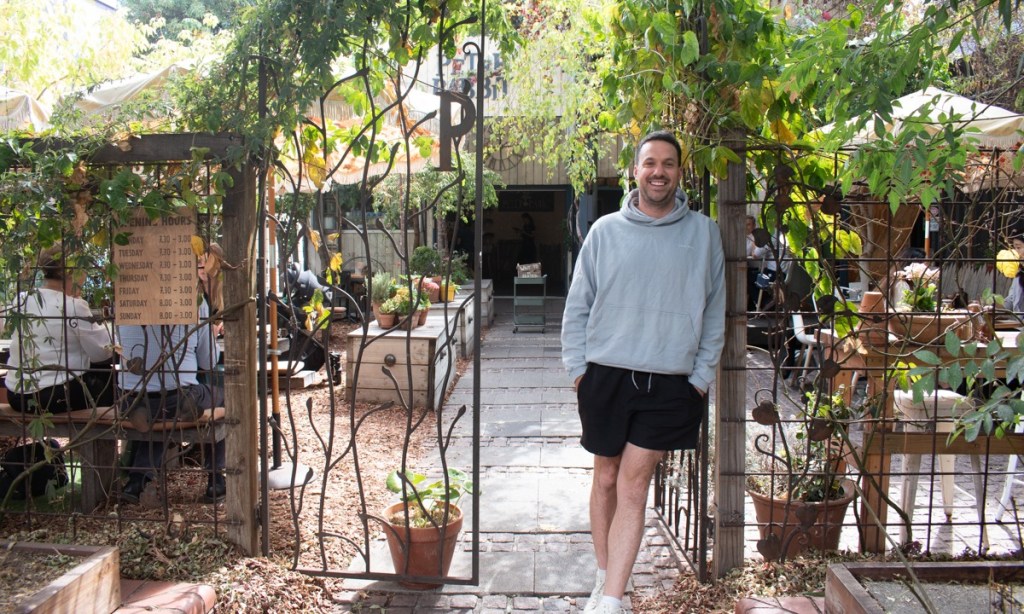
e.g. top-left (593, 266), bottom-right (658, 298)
top-left (417, 291), bottom-right (431, 326)
top-left (370, 271), bottom-right (396, 321)
top-left (437, 251), bottom-right (468, 302)
top-left (385, 286), bottom-right (427, 330)
top-left (377, 298), bottom-right (398, 329)
top-left (888, 262), bottom-right (972, 344)
top-left (746, 386), bottom-right (859, 561)
top-left (382, 467), bottom-right (475, 589)
top-left (410, 245), bottom-right (442, 279)
top-left (418, 277), bottom-right (440, 304)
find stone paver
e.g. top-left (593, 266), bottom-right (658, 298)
top-left (335, 298), bottom-right (687, 611)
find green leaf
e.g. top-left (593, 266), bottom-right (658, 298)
top-left (913, 349), bottom-right (941, 365)
top-left (987, 337), bottom-right (1003, 357)
top-left (944, 366), bottom-right (964, 393)
top-left (651, 12), bottom-right (677, 44)
top-left (964, 416), bottom-right (981, 442)
top-left (679, 30), bottom-right (699, 65)
top-left (944, 331), bottom-right (959, 356)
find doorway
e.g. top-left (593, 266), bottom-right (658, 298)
top-left (483, 188), bottom-right (570, 295)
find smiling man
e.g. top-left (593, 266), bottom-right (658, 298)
top-left (561, 130), bottom-right (726, 614)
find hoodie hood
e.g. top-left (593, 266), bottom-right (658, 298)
top-left (620, 188), bottom-right (690, 226)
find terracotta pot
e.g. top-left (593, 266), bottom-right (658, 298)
top-left (382, 502), bottom-right (463, 589)
top-left (418, 308), bottom-right (428, 326)
top-left (888, 311), bottom-right (972, 345)
top-left (397, 314), bottom-right (417, 331)
top-left (748, 478), bottom-right (856, 560)
top-left (376, 312), bottom-right (397, 329)
top-left (855, 291), bottom-right (889, 347)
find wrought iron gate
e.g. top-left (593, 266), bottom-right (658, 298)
top-left (254, 25), bottom-right (486, 585)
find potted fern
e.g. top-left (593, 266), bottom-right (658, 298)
top-left (382, 467), bottom-right (474, 589)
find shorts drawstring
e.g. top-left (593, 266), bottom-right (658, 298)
top-left (630, 370), bottom-right (653, 394)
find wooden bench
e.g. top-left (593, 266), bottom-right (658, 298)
top-left (0, 403), bottom-right (227, 512)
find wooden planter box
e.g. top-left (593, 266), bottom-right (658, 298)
top-left (478, 279), bottom-right (495, 327)
top-left (826, 561), bottom-right (1024, 613)
top-left (346, 312), bottom-right (458, 410)
top-left (2, 541), bottom-right (119, 614)
top-left (429, 291), bottom-right (476, 359)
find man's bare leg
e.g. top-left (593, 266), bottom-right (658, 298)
top-left (590, 453), bottom-right (622, 571)
top-left (602, 443), bottom-right (663, 599)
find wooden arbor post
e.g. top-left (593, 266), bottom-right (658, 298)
top-left (714, 129), bottom-right (747, 577)
top-left (222, 159), bottom-right (259, 555)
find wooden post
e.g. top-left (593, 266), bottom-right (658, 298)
top-left (714, 129), bottom-right (747, 578)
top-left (222, 163), bottom-right (259, 554)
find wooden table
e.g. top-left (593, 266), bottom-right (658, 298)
top-left (847, 330), bottom-right (1024, 552)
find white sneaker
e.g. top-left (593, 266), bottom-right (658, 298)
top-left (583, 580), bottom-right (604, 613)
top-left (591, 601), bottom-right (625, 614)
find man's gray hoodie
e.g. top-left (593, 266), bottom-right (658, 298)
top-left (561, 189), bottom-right (726, 393)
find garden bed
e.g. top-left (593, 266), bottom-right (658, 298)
top-left (0, 541), bottom-right (119, 613)
top-left (826, 561), bottom-right (1024, 613)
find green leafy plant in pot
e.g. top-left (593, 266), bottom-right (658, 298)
top-left (370, 271), bottom-right (396, 321)
top-left (746, 386), bottom-right (859, 561)
top-left (383, 467), bottom-right (474, 589)
top-left (410, 245), bottom-right (442, 278)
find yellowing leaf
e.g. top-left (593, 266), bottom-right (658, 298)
top-left (771, 119), bottom-right (796, 144)
top-left (308, 229), bottom-right (321, 251)
top-left (191, 235), bottom-right (206, 257)
top-left (996, 249), bottom-right (1019, 279)
top-left (90, 229), bottom-right (108, 247)
top-left (329, 252), bottom-right (343, 272)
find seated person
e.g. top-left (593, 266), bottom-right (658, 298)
top-left (5, 244), bottom-right (114, 413)
top-left (1005, 233), bottom-right (1024, 313)
top-left (116, 298), bottom-right (224, 504)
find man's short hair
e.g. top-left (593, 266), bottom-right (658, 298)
top-left (635, 130), bottom-right (682, 166)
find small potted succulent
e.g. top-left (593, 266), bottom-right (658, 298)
top-left (376, 298), bottom-right (398, 329)
top-left (382, 467), bottom-right (475, 589)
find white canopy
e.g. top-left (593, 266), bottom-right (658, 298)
top-left (73, 64), bottom-right (191, 116)
top-left (836, 87), bottom-right (1024, 149)
top-left (0, 88), bottom-right (51, 132)
top-left (825, 87), bottom-right (1024, 192)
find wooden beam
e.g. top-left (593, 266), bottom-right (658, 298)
top-left (221, 161), bottom-right (259, 555)
top-left (861, 431), bottom-right (1024, 456)
top-left (713, 128), bottom-right (747, 578)
top-left (26, 133), bottom-right (243, 164)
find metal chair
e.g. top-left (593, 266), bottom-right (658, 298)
top-left (791, 312), bottom-right (823, 382)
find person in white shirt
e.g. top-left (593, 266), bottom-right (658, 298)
top-left (116, 300), bottom-right (224, 504)
top-left (5, 245), bottom-right (113, 413)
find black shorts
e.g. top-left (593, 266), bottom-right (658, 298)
top-left (576, 363), bottom-right (705, 457)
